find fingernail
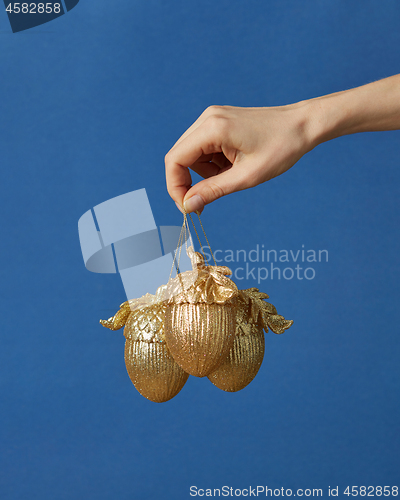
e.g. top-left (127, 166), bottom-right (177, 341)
top-left (184, 195), bottom-right (204, 214)
top-left (175, 201), bottom-right (184, 214)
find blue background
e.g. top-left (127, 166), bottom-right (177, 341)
top-left (0, 1), bottom-right (399, 499)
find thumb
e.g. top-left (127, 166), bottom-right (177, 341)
top-left (183, 167), bottom-right (246, 213)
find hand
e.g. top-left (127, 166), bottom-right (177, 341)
top-left (165, 74), bottom-right (400, 213)
top-left (165, 103), bottom-right (317, 213)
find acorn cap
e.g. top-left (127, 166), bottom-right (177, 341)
top-left (165, 247), bottom-right (238, 305)
top-left (123, 303), bottom-right (166, 343)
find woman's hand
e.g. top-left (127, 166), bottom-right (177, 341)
top-left (165, 74), bottom-right (400, 213)
top-left (165, 103), bottom-right (318, 213)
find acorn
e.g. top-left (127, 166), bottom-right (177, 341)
top-left (164, 301), bottom-right (237, 378)
top-left (207, 303), bottom-right (265, 392)
top-left (123, 303), bottom-right (189, 402)
top-left (101, 299), bottom-right (189, 403)
top-left (164, 247), bottom-right (238, 378)
top-left (208, 288), bottom-right (293, 392)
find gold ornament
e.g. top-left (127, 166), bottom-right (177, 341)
top-left (208, 288), bottom-right (293, 392)
top-left (207, 292), bottom-right (264, 392)
top-left (124, 304), bottom-right (189, 403)
top-left (99, 213), bottom-right (294, 401)
top-left (164, 246), bottom-right (239, 378)
top-left (101, 289), bottom-right (189, 403)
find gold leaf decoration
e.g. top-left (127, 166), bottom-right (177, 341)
top-left (99, 301), bottom-right (131, 331)
top-left (240, 288), bottom-right (293, 334)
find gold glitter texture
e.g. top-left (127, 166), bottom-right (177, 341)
top-left (207, 324), bottom-right (265, 392)
top-left (99, 240), bottom-right (294, 401)
top-left (242, 287), bottom-right (294, 334)
top-left (208, 288), bottom-right (293, 392)
top-left (102, 301), bottom-right (189, 403)
top-left (164, 248), bottom-right (239, 377)
top-left (99, 301), bottom-right (131, 330)
top-left (164, 301), bottom-right (236, 378)
top-left (207, 291), bottom-right (264, 392)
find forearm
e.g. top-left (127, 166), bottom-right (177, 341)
top-left (305, 74), bottom-right (400, 146)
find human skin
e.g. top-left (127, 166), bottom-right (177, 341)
top-left (165, 74), bottom-right (400, 213)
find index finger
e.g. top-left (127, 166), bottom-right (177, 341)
top-left (165, 120), bottom-right (224, 205)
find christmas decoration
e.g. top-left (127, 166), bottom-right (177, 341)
top-left (100, 212), bottom-right (294, 402)
top-left (208, 288), bottom-right (293, 392)
top-left (163, 246), bottom-right (238, 377)
top-left (100, 288), bottom-right (189, 403)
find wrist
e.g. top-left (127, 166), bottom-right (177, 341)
top-left (282, 99), bottom-right (332, 153)
top-left (299, 95), bottom-right (348, 148)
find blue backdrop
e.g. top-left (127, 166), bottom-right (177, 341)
top-left (0, 1), bottom-right (399, 499)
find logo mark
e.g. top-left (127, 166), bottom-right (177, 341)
top-left (78, 189), bottom-right (193, 301)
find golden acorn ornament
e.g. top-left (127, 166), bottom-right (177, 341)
top-left (207, 292), bottom-right (265, 392)
top-left (100, 289), bottom-right (189, 403)
top-left (208, 288), bottom-right (293, 392)
top-left (123, 304), bottom-right (189, 403)
top-left (164, 246), bottom-right (239, 378)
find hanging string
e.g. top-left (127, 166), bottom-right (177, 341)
top-left (168, 207), bottom-right (217, 288)
top-left (188, 211), bottom-right (217, 267)
top-left (196, 211), bottom-right (217, 266)
top-left (168, 213), bottom-right (187, 282)
top-left (188, 212), bottom-right (209, 265)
